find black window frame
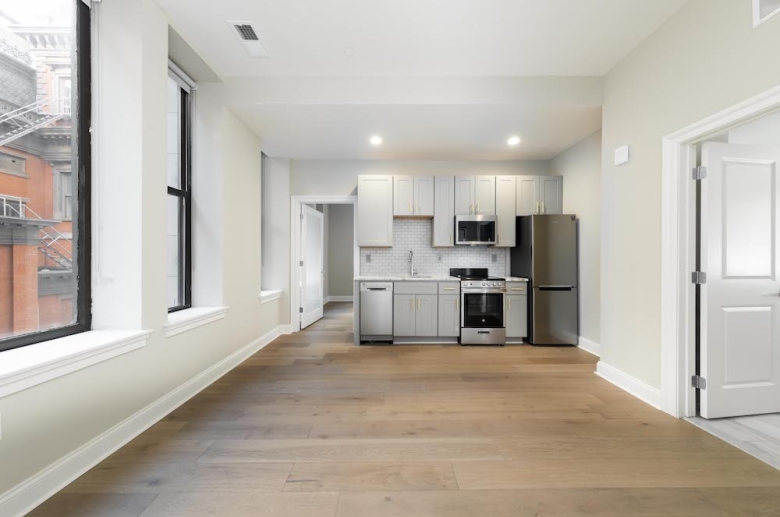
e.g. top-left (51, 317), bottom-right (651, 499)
top-left (0, 0), bottom-right (92, 353)
top-left (167, 79), bottom-right (192, 313)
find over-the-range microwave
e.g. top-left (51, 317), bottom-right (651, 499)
top-left (455, 215), bottom-right (497, 246)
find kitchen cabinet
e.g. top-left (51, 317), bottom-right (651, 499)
top-left (474, 176), bottom-right (496, 215)
top-left (432, 176), bottom-right (455, 247)
top-left (505, 282), bottom-right (528, 341)
top-left (454, 176), bottom-right (476, 215)
top-left (394, 175), bottom-right (434, 217)
top-left (393, 294), bottom-right (416, 337)
top-left (438, 294), bottom-right (460, 337)
top-left (495, 175), bottom-right (516, 247)
top-left (358, 175), bottom-right (393, 247)
top-left (415, 294), bottom-right (438, 336)
top-left (515, 175), bottom-right (563, 215)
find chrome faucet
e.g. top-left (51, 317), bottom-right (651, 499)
top-left (409, 250), bottom-right (417, 276)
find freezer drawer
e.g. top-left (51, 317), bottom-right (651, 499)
top-left (531, 287), bottom-right (578, 345)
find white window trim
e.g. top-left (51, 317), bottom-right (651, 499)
top-left (0, 330), bottom-right (152, 399)
top-left (260, 289), bottom-right (282, 304)
top-left (164, 306), bottom-right (228, 338)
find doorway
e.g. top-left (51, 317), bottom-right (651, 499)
top-left (290, 196), bottom-right (358, 332)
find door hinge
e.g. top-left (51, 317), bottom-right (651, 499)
top-left (300, 213), bottom-right (304, 220)
top-left (299, 307), bottom-right (303, 313)
top-left (691, 375), bottom-right (707, 390)
top-left (692, 166), bottom-right (707, 180)
top-left (300, 260), bottom-right (304, 266)
top-left (691, 271), bottom-right (707, 285)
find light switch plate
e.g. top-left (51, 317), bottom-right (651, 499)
top-left (614, 145), bottom-right (630, 166)
top-left (365, 254), bottom-right (371, 263)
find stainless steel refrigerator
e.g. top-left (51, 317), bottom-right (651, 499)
top-left (510, 215), bottom-right (578, 345)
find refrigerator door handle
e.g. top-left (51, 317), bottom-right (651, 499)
top-left (537, 285), bottom-right (574, 291)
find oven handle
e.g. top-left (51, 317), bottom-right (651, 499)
top-left (461, 289), bottom-right (507, 294)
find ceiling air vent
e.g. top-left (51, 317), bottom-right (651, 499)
top-left (234, 24), bottom-right (259, 41)
top-left (228, 21), bottom-right (269, 57)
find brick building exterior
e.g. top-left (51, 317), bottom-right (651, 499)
top-left (0, 21), bottom-right (76, 339)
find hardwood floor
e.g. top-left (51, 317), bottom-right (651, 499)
top-left (29, 302), bottom-right (780, 516)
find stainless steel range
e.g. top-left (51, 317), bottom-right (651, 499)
top-left (450, 268), bottom-right (506, 346)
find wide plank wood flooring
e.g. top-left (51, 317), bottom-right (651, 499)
top-left (29, 302), bottom-right (780, 516)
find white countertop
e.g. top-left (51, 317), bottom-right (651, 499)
top-left (355, 275), bottom-right (460, 282)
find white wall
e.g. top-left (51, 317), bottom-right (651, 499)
top-left (260, 155), bottom-right (291, 321)
top-left (290, 160), bottom-right (551, 196)
top-left (600, 0), bottom-right (780, 387)
top-left (327, 204), bottom-right (354, 297)
top-left (551, 131), bottom-right (601, 347)
top-left (0, 0), bottom-right (285, 499)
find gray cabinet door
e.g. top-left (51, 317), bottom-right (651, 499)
top-left (432, 176), bottom-right (455, 247)
top-left (516, 175), bottom-right (540, 216)
top-left (454, 176), bottom-right (475, 215)
top-left (506, 294), bottom-right (528, 339)
top-left (438, 294), bottom-right (460, 337)
top-left (393, 294), bottom-right (416, 337)
top-left (495, 175), bottom-right (516, 247)
top-left (394, 175), bottom-right (414, 216)
top-left (415, 294), bottom-right (438, 337)
top-left (541, 176), bottom-right (563, 214)
top-left (474, 176), bottom-right (496, 215)
top-left (414, 176), bottom-right (435, 216)
top-left (358, 175), bottom-right (394, 246)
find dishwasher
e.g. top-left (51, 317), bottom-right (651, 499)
top-left (359, 282), bottom-right (394, 342)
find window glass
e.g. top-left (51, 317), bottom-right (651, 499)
top-left (0, 0), bottom-right (90, 350)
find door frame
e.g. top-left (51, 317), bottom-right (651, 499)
top-left (660, 83), bottom-right (780, 418)
top-left (290, 195), bottom-right (358, 332)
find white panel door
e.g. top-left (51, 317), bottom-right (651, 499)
top-left (394, 175), bottom-right (414, 216)
top-left (516, 175), bottom-right (541, 215)
top-left (700, 142), bottom-right (780, 418)
top-left (414, 175), bottom-right (435, 216)
top-left (495, 176), bottom-right (516, 247)
top-left (454, 176), bottom-right (475, 215)
top-left (474, 176), bottom-right (496, 215)
top-left (432, 176), bottom-right (455, 247)
top-left (540, 176), bottom-right (563, 214)
top-left (300, 205), bottom-right (324, 329)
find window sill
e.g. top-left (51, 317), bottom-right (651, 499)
top-left (0, 330), bottom-right (152, 399)
top-left (164, 306), bottom-right (228, 338)
top-left (260, 290), bottom-right (283, 304)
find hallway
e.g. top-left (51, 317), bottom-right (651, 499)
top-left (30, 303), bottom-right (780, 516)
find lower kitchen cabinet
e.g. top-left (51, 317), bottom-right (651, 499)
top-left (505, 294), bottom-right (528, 339)
top-left (393, 294), bottom-right (417, 337)
top-left (393, 293), bottom-right (438, 337)
top-left (415, 294), bottom-right (438, 337)
top-left (438, 294), bottom-right (460, 337)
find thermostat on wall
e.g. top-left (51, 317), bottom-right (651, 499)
top-left (614, 145), bottom-right (630, 166)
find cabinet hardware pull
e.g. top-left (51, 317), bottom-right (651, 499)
top-left (507, 297), bottom-right (511, 310)
top-left (417, 298), bottom-right (421, 311)
top-left (443, 287), bottom-right (456, 290)
top-left (536, 201), bottom-right (540, 214)
top-left (541, 202), bottom-right (545, 214)
top-left (510, 287), bottom-right (525, 291)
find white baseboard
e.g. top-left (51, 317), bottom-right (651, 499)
top-left (325, 296), bottom-right (353, 303)
top-left (0, 324), bottom-right (288, 517)
top-left (577, 337), bottom-right (601, 357)
top-left (596, 361), bottom-right (661, 410)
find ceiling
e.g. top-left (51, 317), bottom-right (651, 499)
top-left (159, 0), bottom-right (690, 160)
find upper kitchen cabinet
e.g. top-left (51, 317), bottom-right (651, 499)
top-left (432, 176), bottom-right (455, 247)
top-left (358, 175), bottom-right (393, 247)
top-left (474, 176), bottom-right (496, 215)
top-left (454, 176), bottom-right (475, 215)
top-left (495, 176), bottom-right (516, 247)
top-left (515, 175), bottom-right (563, 215)
top-left (394, 175), bottom-right (434, 217)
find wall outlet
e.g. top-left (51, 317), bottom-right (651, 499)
top-left (491, 253), bottom-right (497, 263)
top-left (437, 255), bottom-right (443, 262)
top-left (365, 254), bottom-right (371, 263)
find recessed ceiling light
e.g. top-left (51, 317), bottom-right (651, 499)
top-left (370, 135), bottom-right (382, 146)
top-left (344, 47), bottom-right (355, 57)
top-left (507, 136), bottom-right (521, 146)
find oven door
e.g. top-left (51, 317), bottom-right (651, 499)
top-left (461, 291), bottom-right (504, 328)
top-left (456, 216), bottom-right (496, 245)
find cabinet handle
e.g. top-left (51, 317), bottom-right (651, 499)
top-left (417, 298), bottom-right (421, 311)
top-left (469, 203), bottom-right (473, 214)
top-left (507, 297), bottom-right (511, 310)
top-left (443, 287), bottom-right (456, 290)
top-left (450, 231), bottom-right (453, 245)
top-left (510, 287), bottom-right (525, 291)
top-left (477, 201), bottom-right (480, 212)
top-left (536, 201), bottom-right (540, 214)
top-left (541, 202), bottom-right (545, 214)
top-left (456, 298), bottom-right (459, 311)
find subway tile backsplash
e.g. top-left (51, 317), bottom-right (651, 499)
top-left (360, 219), bottom-right (506, 277)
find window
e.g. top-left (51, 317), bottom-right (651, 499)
top-left (167, 66), bottom-right (193, 312)
top-left (0, 0), bottom-right (90, 352)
